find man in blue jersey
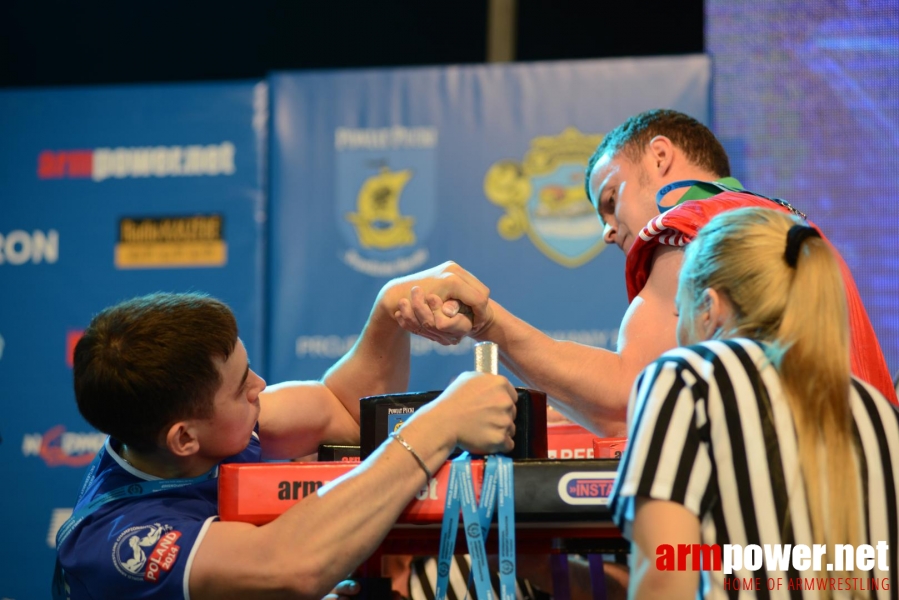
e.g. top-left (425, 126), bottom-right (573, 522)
top-left (55, 264), bottom-right (518, 600)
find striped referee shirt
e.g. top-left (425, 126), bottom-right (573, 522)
top-left (408, 555), bottom-right (542, 600)
top-left (610, 338), bottom-right (899, 599)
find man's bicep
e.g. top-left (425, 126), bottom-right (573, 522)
top-left (257, 382), bottom-right (360, 460)
top-left (617, 246), bottom-right (683, 380)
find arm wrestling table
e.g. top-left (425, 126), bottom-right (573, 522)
top-left (219, 458), bottom-right (626, 598)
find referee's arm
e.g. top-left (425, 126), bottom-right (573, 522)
top-left (629, 498), bottom-right (701, 600)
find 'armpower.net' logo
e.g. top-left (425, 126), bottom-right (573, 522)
top-left (656, 542), bottom-right (891, 593)
top-left (115, 214), bottom-right (226, 269)
top-left (37, 142), bottom-right (236, 181)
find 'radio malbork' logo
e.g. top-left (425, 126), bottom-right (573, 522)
top-left (484, 128), bottom-right (605, 267)
top-left (22, 426), bottom-right (105, 467)
top-left (557, 471), bottom-right (616, 506)
top-left (335, 126), bottom-right (438, 277)
top-left (0, 229), bottom-right (58, 265)
top-left (115, 214), bottom-right (226, 269)
top-left (37, 142), bottom-right (236, 182)
top-left (113, 523), bottom-right (182, 583)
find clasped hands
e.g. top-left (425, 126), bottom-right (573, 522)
top-left (389, 261), bottom-right (493, 345)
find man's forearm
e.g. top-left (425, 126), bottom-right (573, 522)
top-left (197, 419), bottom-right (456, 599)
top-left (271, 431), bottom-right (445, 595)
top-left (323, 289), bottom-right (411, 424)
top-left (475, 301), bottom-right (630, 436)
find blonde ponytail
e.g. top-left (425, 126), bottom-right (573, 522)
top-left (777, 230), bottom-right (858, 561)
top-left (681, 208), bottom-right (860, 587)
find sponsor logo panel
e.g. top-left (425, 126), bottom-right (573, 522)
top-left (37, 142), bottom-right (236, 182)
top-left (0, 229), bottom-right (59, 266)
top-left (115, 214), bottom-right (226, 269)
top-left (557, 471), bottom-right (616, 505)
top-left (547, 448), bottom-right (594, 460)
top-left (22, 426), bottom-right (105, 467)
top-left (38, 150), bottom-right (93, 179)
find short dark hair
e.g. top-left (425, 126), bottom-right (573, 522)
top-left (73, 293), bottom-right (239, 452)
top-left (585, 109), bottom-right (731, 203)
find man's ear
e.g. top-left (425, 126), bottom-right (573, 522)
top-left (647, 135), bottom-right (675, 178)
top-left (700, 288), bottom-right (736, 339)
top-left (164, 421), bottom-right (200, 458)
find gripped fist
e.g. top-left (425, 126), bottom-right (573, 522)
top-left (391, 261), bottom-right (493, 345)
top-left (435, 371), bottom-right (517, 455)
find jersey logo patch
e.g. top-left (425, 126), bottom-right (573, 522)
top-left (112, 523), bottom-right (183, 583)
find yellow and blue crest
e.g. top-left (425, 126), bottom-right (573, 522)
top-left (335, 127), bottom-right (438, 277)
top-left (484, 128), bottom-right (605, 267)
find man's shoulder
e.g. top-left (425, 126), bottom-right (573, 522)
top-left (632, 195), bottom-right (737, 253)
top-left (640, 192), bottom-right (788, 250)
top-left (638, 243), bottom-right (683, 301)
top-left (668, 191), bottom-right (775, 225)
top-left (61, 477), bottom-right (219, 553)
top-left (57, 437), bottom-right (262, 598)
top-left (59, 486), bottom-right (218, 598)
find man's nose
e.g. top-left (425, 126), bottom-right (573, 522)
top-left (249, 373), bottom-right (266, 401)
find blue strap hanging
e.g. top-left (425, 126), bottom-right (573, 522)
top-left (435, 453), bottom-right (515, 600)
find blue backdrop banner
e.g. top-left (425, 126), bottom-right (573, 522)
top-left (707, 0), bottom-right (899, 374)
top-left (267, 56), bottom-right (710, 393)
top-left (0, 81), bottom-right (267, 599)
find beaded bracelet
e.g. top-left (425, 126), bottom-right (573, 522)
top-left (389, 432), bottom-right (433, 483)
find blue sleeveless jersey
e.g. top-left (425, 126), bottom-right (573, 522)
top-left (57, 431), bottom-right (262, 599)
